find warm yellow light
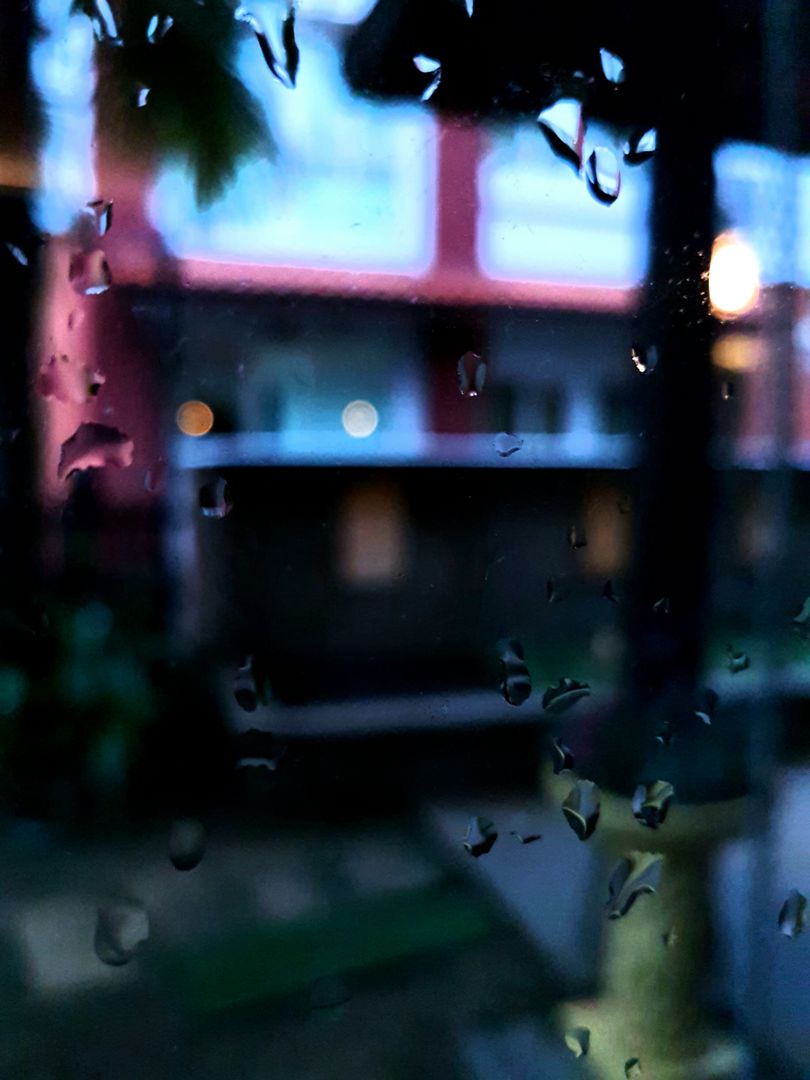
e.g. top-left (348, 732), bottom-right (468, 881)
top-left (709, 232), bottom-right (760, 317)
top-left (341, 400), bottom-right (378, 438)
top-left (176, 400), bottom-right (214, 437)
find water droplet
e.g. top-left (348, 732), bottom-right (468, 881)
top-left (721, 380), bottom-right (734, 401)
top-left (282, 5), bottom-right (299, 87)
top-left (86, 198), bottom-right (113, 236)
top-left (199, 477), bottom-right (232, 518)
top-left (624, 129), bottom-right (656, 165)
top-left (510, 828), bottom-right (542, 845)
top-left (309, 974), bottom-right (351, 1011)
top-left (464, 815), bottom-right (497, 857)
top-left (631, 343), bottom-right (657, 374)
top-left (537, 99), bottom-right (584, 174)
top-left (567, 524), bottom-right (587, 549)
top-left (562, 779), bottom-right (601, 841)
top-left (136, 84), bottom-right (150, 108)
top-left (494, 432), bottom-right (523, 457)
top-left (599, 47), bottom-right (625, 84)
top-left (144, 458), bottom-right (167, 493)
top-left (508, 808), bottom-right (543, 844)
top-left (146, 12), bottom-right (174, 43)
top-left (465, 0), bottom-right (473, 14)
top-left (606, 851), bottom-right (664, 919)
top-left (67, 308), bottom-right (84, 332)
top-left (235, 729), bottom-right (286, 772)
top-left (542, 677), bottom-right (591, 714)
top-left (793, 596), bottom-right (810, 639)
top-left (632, 781), bottom-right (674, 829)
top-left (546, 576), bottom-right (571, 604)
top-left (168, 818), bottom-right (206, 871)
top-left (778, 890), bottom-right (806, 938)
top-left (565, 1028), bottom-right (590, 1058)
top-left (413, 55), bottom-right (441, 101)
top-left (86, 0), bottom-right (119, 42)
top-left (69, 249), bottom-right (112, 295)
top-left (727, 645), bottom-right (749, 673)
top-left (94, 900), bottom-right (149, 966)
top-left (497, 639), bottom-right (531, 706)
top-left (235, 8), bottom-right (287, 85)
top-left (652, 596), bottom-right (670, 615)
top-left (662, 926), bottom-right (678, 947)
top-left (551, 736), bottom-right (574, 774)
top-left (58, 422), bottom-right (134, 480)
top-left (602, 579), bottom-right (619, 603)
top-left (625, 1058), bottom-right (642, 1078)
top-left (234, 655), bottom-right (269, 711)
top-left (585, 147), bottom-right (621, 205)
top-left (695, 687), bottom-right (718, 725)
top-left (37, 353), bottom-right (105, 405)
top-left (457, 351), bottom-right (487, 397)
top-left (4, 241), bottom-right (28, 266)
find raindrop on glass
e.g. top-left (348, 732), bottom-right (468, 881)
top-left (778, 890), bottom-right (806, 938)
top-left (546, 576), bottom-right (571, 604)
top-left (413, 55), bottom-right (441, 102)
top-left (457, 351), bottom-right (487, 397)
top-left (632, 781), bottom-right (674, 829)
top-left (792, 597), bottom-right (810, 639)
top-left (4, 241), bottom-right (28, 266)
top-left (606, 852), bottom-right (664, 919)
top-left (625, 1059), bottom-right (642, 1078)
top-left (464, 815), bottom-right (497, 857)
top-left (168, 818), bottom-right (206, 871)
top-left (69, 250), bottom-right (112, 295)
top-left (86, 198), bottom-right (113, 236)
top-left (551, 736), bottom-right (574, 775)
top-left (497, 638), bottom-right (531, 706)
top-left (199, 477), bottom-right (232, 519)
top-left (567, 524), bottom-right (587, 549)
top-left (510, 828), bottom-right (542, 845)
top-left (631, 343), bottom-right (657, 374)
top-left (136, 84), bottom-right (150, 108)
top-left (602, 579), bottom-right (619, 603)
top-left (721, 379), bottom-right (734, 401)
top-left (309, 974), bottom-right (352, 1012)
top-left (652, 596), bottom-right (671, 615)
top-left (94, 900), bottom-right (149, 966)
top-left (58, 422), bottom-right (134, 480)
top-left (146, 12), bottom-right (174, 43)
top-left (235, 7), bottom-right (292, 87)
top-left (562, 779), bottom-right (601, 841)
top-left (694, 687), bottom-right (718, 725)
top-left (144, 458), bottom-right (167, 494)
top-left (599, 47), bottom-right (625, 84)
top-left (87, 0), bottom-right (119, 42)
top-left (465, 0), bottom-right (473, 13)
top-left (585, 147), bottom-right (621, 206)
top-left (37, 354), bottom-right (105, 405)
top-left (542, 677), bottom-right (591, 715)
top-left (235, 729), bottom-right (286, 773)
top-left (234, 655), bottom-right (267, 711)
top-left (536, 99), bottom-right (584, 174)
top-left (624, 128), bottom-right (656, 165)
top-left (662, 926), bottom-right (678, 948)
top-left (282, 5), bottom-right (300, 87)
top-left (727, 645), bottom-right (749, 674)
top-left (565, 1028), bottom-right (590, 1058)
top-left (494, 432), bottom-right (523, 457)
top-left (508, 807), bottom-right (543, 844)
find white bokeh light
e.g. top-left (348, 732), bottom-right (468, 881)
top-left (341, 400), bottom-right (379, 438)
top-left (709, 231), bottom-right (761, 317)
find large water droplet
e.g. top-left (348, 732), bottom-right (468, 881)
top-left (235, 6), bottom-right (294, 87)
top-left (551, 736), bottom-right (574, 774)
top-left (599, 47), bottom-right (625, 84)
top-left (727, 645), bottom-right (749, 673)
top-left (631, 343), bottom-right (657, 374)
top-left (625, 1058), bottom-right (642, 1078)
top-left (632, 781), bottom-right (674, 829)
top-left (199, 477), bottom-right (232, 518)
top-left (94, 900), bottom-right (149, 966)
top-left (37, 353), bottom-right (105, 405)
top-left (457, 351), bottom-right (487, 397)
top-left (606, 852), bottom-right (664, 919)
top-left (565, 1028), bottom-right (590, 1058)
top-left (493, 432), bottom-right (523, 457)
top-left (69, 249), bottom-right (112, 295)
top-left (86, 198), bottom-right (113, 237)
top-left (542, 677), bottom-right (591, 714)
top-left (413, 55), bottom-right (441, 101)
top-left (146, 13), bottom-right (174, 43)
top-left (694, 687), bottom-right (718, 725)
top-left (87, 0), bottom-right (119, 42)
top-left (464, 815), bottom-right (497, 857)
top-left (585, 147), bottom-right (621, 205)
top-left (537, 99), bottom-right (584, 174)
top-left (497, 639), bottom-right (531, 706)
top-left (624, 128), bottom-right (656, 166)
top-left (58, 422), bottom-right (134, 480)
top-left (168, 818), bottom-right (206, 871)
top-left (778, 890), bottom-right (806, 938)
top-left (562, 779), bottom-right (601, 841)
